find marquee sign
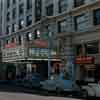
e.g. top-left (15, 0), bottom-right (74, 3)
top-left (29, 48), bottom-right (56, 59)
top-left (76, 56), bottom-right (95, 64)
top-left (5, 43), bottom-right (16, 48)
top-left (33, 39), bottom-right (48, 48)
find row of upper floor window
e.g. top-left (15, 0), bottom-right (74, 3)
top-left (6, 3), bottom-right (32, 22)
top-left (7, 0), bottom-right (32, 10)
top-left (6, 14), bottom-right (32, 34)
top-left (5, 0), bottom-right (95, 11)
top-left (5, 0), bottom-right (97, 23)
top-left (3, 29), bottom-right (47, 47)
top-left (5, 7), bottom-right (100, 35)
top-left (58, 7), bottom-right (100, 33)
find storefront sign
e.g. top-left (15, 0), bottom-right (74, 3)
top-left (29, 48), bottom-right (56, 58)
top-left (2, 47), bottom-right (25, 62)
top-left (33, 40), bottom-right (48, 48)
top-left (76, 56), bottom-right (94, 64)
top-left (5, 43), bottom-right (16, 48)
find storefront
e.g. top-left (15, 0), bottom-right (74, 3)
top-left (76, 56), bottom-right (95, 82)
top-left (0, 63), bottom-right (16, 80)
top-left (28, 47), bottom-right (61, 79)
top-left (75, 42), bottom-right (99, 82)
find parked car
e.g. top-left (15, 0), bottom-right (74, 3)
top-left (40, 74), bottom-right (81, 96)
top-left (23, 73), bottom-right (43, 88)
top-left (81, 81), bottom-right (100, 98)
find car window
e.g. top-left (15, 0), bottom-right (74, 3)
top-left (98, 81), bottom-right (100, 85)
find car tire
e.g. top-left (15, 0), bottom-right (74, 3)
top-left (82, 89), bottom-right (88, 99)
top-left (56, 87), bottom-right (62, 95)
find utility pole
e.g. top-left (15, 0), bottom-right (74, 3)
top-left (48, 31), bottom-right (52, 78)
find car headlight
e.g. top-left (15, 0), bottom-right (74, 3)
top-left (50, 76), bottom-right (54, 80)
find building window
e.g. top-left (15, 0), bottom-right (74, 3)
top-left (7, 12), bottom-right (10, 22)
top-left (11, 37), bottom-right (16, 43)
top-left (46, 4), bottom-right (53, 16)
top-left (58, 0), bottom-right (67, 13)
top-left (6, 40), bottom-right (9, 44)
top-left (19, 3), bottom-right (24, 15)
top-left (94, 8), bottom-right (100, 25)
top-left (12, 0), bottom-right (16, 4)
top-left (26, 0), bottom-right (32, 10)
top-left (7, 0), bottom-right (10, 8)
top-left (34, 30), bottom-right (41, 39)
top-left (18, 35), bottom-right (22, 45)
top-left (85, 42), bottom-right (99, 54)
top-left (76, 42), bottom-right (99, 55)
top-left (19, 19), bottom-right (24, 29)
top-left (58, 20), bottom-right (66, 33)
top-left (26, 15), bottom-right (32, 26)
top-left (6, 25), bottom-right (11, 34)
top-left (74, 0), bottom-right (85, 7)
top-left (74, 14), bottom-right (87, 31)
top-left (76, 44), bottom-right (84, 55)
top-left (26, 32), bottom-right (33, 41)
top-left (12, 8), bottom-right (16, 19)
top-left (35, 0), bottom-right (42, 22)
top-left (12, 23), bottom-right (17, 32)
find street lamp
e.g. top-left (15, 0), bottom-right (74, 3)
top-left (48, 31), bottom-right (52, 78)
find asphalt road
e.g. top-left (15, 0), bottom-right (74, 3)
top-left (0, 84), bottom-right (83, 100)
top-left (0, 92), bottom-right (81, 100)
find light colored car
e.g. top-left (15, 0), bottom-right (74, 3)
top-left (82, 81), bottom-right (100, 98)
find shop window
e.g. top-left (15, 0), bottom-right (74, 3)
top-left (46, 4), bottom-right (54, 16)
top-left (85, 42), bottom-right (99, 54)
top-left (88, 70), bottom-right (94, 78)
top-left (94, 8), bottom-right (100, 25)
top-left (74, 0), bottom-right (85, 7)
top-left (76, 42), bottom-right (99, 55)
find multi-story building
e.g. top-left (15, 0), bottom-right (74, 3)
top-left (0, 0), bottom-right (61, 80)
top-left (0, 0), bottom-right (100, 81)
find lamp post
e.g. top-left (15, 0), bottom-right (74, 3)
top-left (48, 31), bottom-right (52, 78)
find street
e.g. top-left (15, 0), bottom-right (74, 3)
top-left (0, 92), bottom-right (81, 100)
top-left (0, 84), bottom-right (82, 100)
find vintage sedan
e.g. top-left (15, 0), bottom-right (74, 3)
top-left (82, 81), bottom-right (100, 98)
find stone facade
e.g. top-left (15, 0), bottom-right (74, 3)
top-left (0, 0), bottom-right (100, 80)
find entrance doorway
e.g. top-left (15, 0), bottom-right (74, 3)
top-left (6, 64), bottom-right (16, 80)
